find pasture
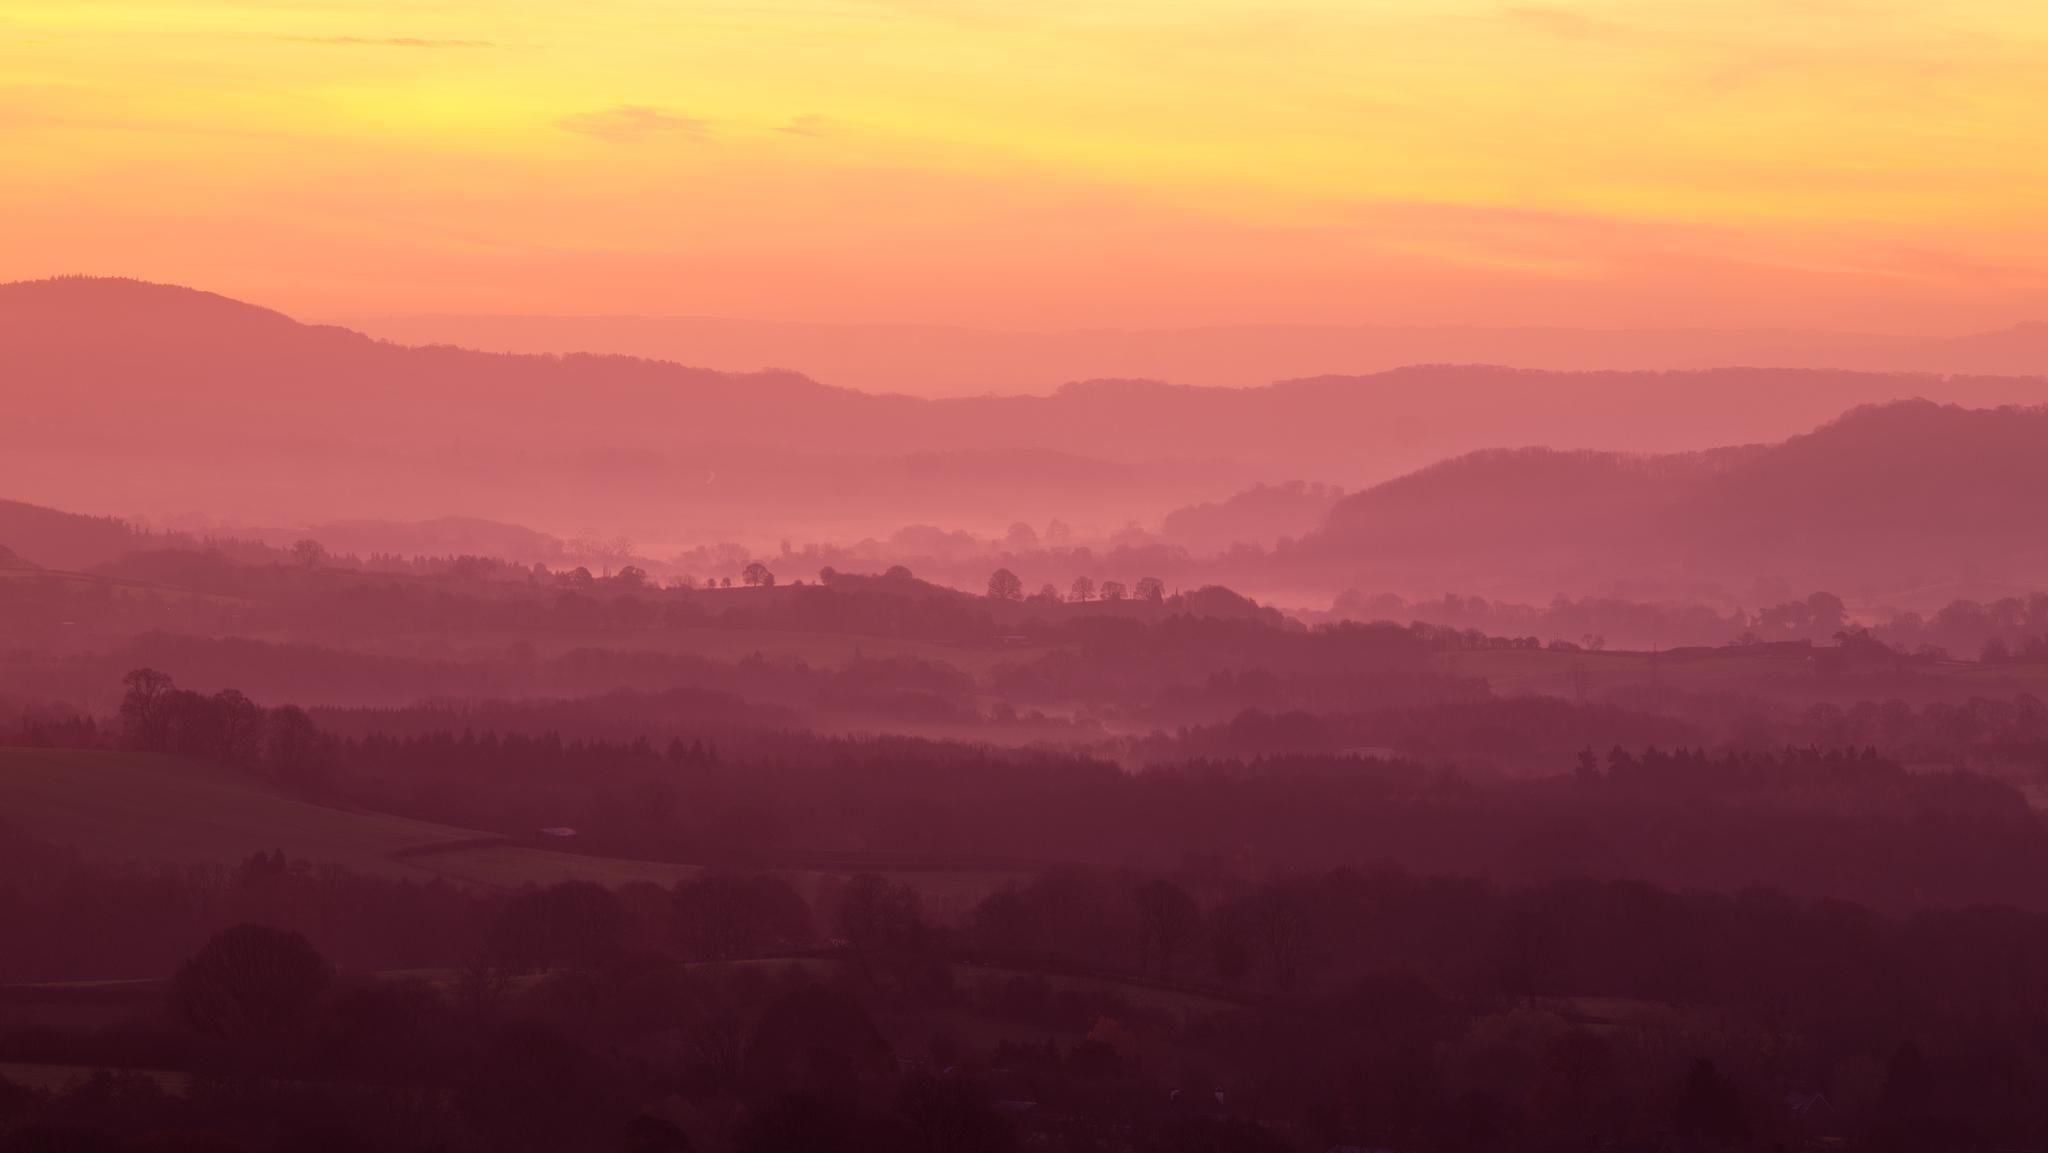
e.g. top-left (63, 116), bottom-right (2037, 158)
top-left (0, 747), bottom-right (698, 887)
top-left (1439, 644), bottom-right (2048, 702)
top-left (0, 748), bottom-right (1025, 909)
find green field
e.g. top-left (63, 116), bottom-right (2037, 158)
top-left (0, 1063), bottom-right (190, 1094)
top-left (0, 747), bottom-right (704, 888)
top-left (301, 620), bottom-right (1057, 678)
top-left (1437, 645), bottom-right (2048, 701)
top-left (0, 748), bottom-right (1026, 908)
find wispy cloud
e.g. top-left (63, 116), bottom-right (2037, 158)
top-left (557, 105), bottom-right (712, 142)
top-left (776, 113), bottom-right (834, 138)
top-left (287, 36), bottom-right (493, 49)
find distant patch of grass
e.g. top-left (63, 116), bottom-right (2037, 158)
top-left (0, 748), bottom-right (1028, 906)
top-left (0, 747), bottom-right (693, 887)
top-left (0, 1062), bottom-right (190, 1094)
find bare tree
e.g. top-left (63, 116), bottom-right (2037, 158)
top-left (119, 667), bottom-right (175, 750)
top-left (1135, 878), bottom-right (1201, 977)
top-left (172, 924), bottom-right (333, 1042)
top-left (987, 567), bottom-right (1023, 600)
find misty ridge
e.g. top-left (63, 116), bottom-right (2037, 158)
top-left (12, 274), bottom-right (2048, 1153)
top-left (9, 276), bottom-right (2048, 605)
top-left (345, 309), bottom-right (2048, 398)
top-left (7, 276), bottom-right (2048, 556)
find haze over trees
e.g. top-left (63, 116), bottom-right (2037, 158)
top-left (11, 277), bottom-right (2048, 573)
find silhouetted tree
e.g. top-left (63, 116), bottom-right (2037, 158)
top-left (1100, 580), bottom-right (1128, 602)
top-left (1135, 576), bottom-right (1166, 603)
top-left (1674, 1057), bottom-right (1745, 1143)
top-left (265, 704), bottom-right (322, 786)
top-left (1808, 590), bottom-right (1848, 634)
top-left (673, 873), bottom-right (811, 961)
top-left (1135, 878), bottom-right (1200, 976)
top-left (489, 881), bottom-right (628, 972)
top-left (1070, 575), bottom-right (1096, 602)
top-left (735, 1091), bottom-right (888, 1153)
top-left (835, 874), bottom-right (922, 960)
top-left (987, 568), bottom-right (1023, 601)
top-left (172, 924), bottom-right (332, 1042)
top-left (118, 667), bottom-right (174, 750)
top-left (621, 1114), bottom-right (696, 1153)
top-left (1144, 1117), bottom-right (1290, 1153)
top-left (212, 688), bottom-right (264, 766)
top-left (1574, 745), bottom-right (1602, 785)
top-left (894, 1076), bottom-right (1017, 1153)
top-left (743, 562), bottom-right (776, 588)
top-left (743, 986), bottom-right (892, 1097)
top-left (1879, 1040), bottom-right (1932, 1118)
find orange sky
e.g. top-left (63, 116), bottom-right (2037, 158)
top-left (4, 1), bottom-right (2047, 330)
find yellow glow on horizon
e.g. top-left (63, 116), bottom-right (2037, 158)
top-left (3, 0), bottom-right (2047, 329)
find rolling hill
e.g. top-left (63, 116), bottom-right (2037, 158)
top-left (0, 498), bottom-right (149, 571)
top-left (0, 746), bottom-right (701, 888)
top-left (345, 311), bottom-right (2048, 397)
top-left (8, 277), bottom-right (2047, 543)
top-left (1294, 400), bottom-right (2048, 602)
top-left (0, 748), bottom-right (1026, 912)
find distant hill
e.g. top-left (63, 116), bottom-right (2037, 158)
top-left (0, 278), bottom-right (1253, 539)
top-left (0, 498), bottom-right (146, 571)
top-left (1811, 322), bottom-right (2048, 378)
top-left (8, 277), bottom-right (2048, 545)
top-left (344, 311), bottom-right (2048, 397)
top-left (288, 517), bottom-right (568, 564)
top-left (0, 746), bottom-right (700, 887)
top-left (1160, 481), bottom-right (1346, 552)
top-left (1295, 400), bottom-right (2048, 602)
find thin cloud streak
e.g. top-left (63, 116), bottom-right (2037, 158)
top-left (557, 106), bottom-right (713, 142)
top-left (286, 37), bottom-right (494, 49)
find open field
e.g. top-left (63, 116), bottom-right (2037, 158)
top-left (296, 621), bottom-right (1063, 676)
top-left (0, 748), bottom-right (1027, 907)
top-left (0, 747), bottom-right (704, 887)
top-left (1439, 645), bottom-right (2048, 701)
top-left (0, 1063), bottom-right (190, 1095)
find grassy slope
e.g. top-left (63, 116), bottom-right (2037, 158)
top-left (0, 747), bottom-right (701, 888)
top-left (0, 748), bottom-right (1025, 910)
top-left (1439, 645), bottom-right (2048, 701)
